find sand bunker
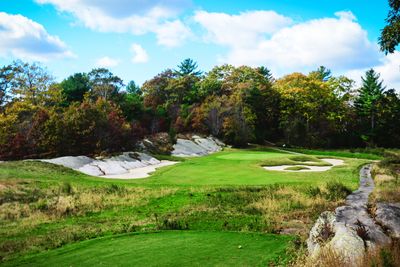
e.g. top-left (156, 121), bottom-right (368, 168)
top-left (103, 160), bottom-right (177, 179)
top-left (263, 158), bottom-right (344, 172)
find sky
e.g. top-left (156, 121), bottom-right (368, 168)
top-left (0, 0), bottom-right (399, 89)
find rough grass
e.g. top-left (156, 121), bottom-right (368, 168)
top-left (297, 240), bottom-right (400, 267)
top-left (0, 149), bottom-right (368, 264)
top-left (371, 153), bottom-right (400, 203)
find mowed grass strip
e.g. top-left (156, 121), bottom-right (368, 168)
top-left (5, 231), bottom-right (293, 267)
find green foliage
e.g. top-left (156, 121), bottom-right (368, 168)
top-left (60, 73), bottom-right (90, 105)
top-left (88, 68), bottom-right (124, 101)
top-left (175, 58), bottom-right (202, 77)
top-left (380, 0), bottom-right (400, 53)
top-left (355, 69), bottom-right (386, 146)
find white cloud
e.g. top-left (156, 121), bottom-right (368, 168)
top-left (153, 20), bottom-right (192, 47)
top-left (36, 0), bottom-right (192, 47)
top-left (131, 44), bottom-right (149, 63)
top-left (0, 12), bottom-right (74, 61)
top-left (194, 10), bottom-right (292, 48)
top-left (347, 52), bottom-right (400, 90)
top-left (95, 56), bottom-right (120, 68)
top-left (195, 10), bottom-right (380, 75)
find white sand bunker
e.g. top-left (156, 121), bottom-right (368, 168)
top-left (103, 160), bottom-right (177, 179)
top-left (263, 158), bottom-right (345, 172)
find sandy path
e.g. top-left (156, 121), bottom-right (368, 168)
top-left (103, 160), bottom-right (178, 179)
top-left (263, 158), bottom-right (344, 172)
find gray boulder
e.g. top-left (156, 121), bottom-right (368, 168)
top-left (375, 203), bottom-right (400, 238)
top-left (172, 136), bottom-right (224, 157)
top-left (307, 211), bottom-right (336, 255)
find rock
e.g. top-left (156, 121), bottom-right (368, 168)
top-left (375, 203), bottom-right (400, 238)
top-left (329, 224), bottom-right (365, 264)
top-left (172, 135), bottom-right (224, 157)
top-left (172, 139), bottom-right (206, 157)
top-left (78, 165), bottom-right (104, 176)
top-left (40, 152), bottom-right (168, 179)
top-left (307, 211), bottom-right (336, 255)
top-left (42, 156), bottom-right (93, 169)
top-left (307, 164), bottom-right (391, 265)
top-left (335, 165), bottom-right (390, 246)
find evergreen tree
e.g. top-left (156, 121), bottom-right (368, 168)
top-left (176, 58), bottom-right (202, 77)
top-left (354, 69), bottom-right (385, 145)
top-left (60, 73), bottom-right (90, 105)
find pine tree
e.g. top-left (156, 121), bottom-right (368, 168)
top-left (176, 58), bottom-right (202, 77)
top-left (355, 69), bottom-right (385, 145)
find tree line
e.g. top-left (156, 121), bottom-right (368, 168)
top-left (0, 59), bottom-right (399, 160)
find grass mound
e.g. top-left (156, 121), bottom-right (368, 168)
top-left (260, 155), bottom-right (331, 168)
top-left (5, 231), bottom-right (294, 267)
top-left (284, 166), bottom-right (311, 171)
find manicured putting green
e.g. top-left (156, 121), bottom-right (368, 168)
top-left (9, 231), bottom-right (293, 267)
top-left (144, 149), bottom-right (366, 187)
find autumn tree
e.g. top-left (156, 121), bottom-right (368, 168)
top-left (6, 61), bottom-right (54, 106)
top-left (88, 68), bottom-right (124, 101)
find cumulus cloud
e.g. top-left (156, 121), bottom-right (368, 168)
top-left (36, 0), bottom-right (192, 47)
top-left (194, 10), bottom-right (292, 48)
top-left (153, 20), bottom-right (192, 47)
top-left (195, 10), bottom-right (380, 75)
top-left (131, 44), bottom-right (149, 63)
top-left (0, 12), bottom-right (74, 61)
top-left (347, 52), bottom-right (400, 90)
top-left (95, 56), bottom-right (120, 67)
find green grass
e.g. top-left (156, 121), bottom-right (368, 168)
top-left (5, 231), bottom-right (293, 267)
top-left (260, 155), bottom-right (331, 168)
top-left (0, 148), bottom-right (371, 264)
top-left (145, 149), bottom-right (367, 186)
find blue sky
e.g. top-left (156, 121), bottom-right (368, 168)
top-left (0, 0), bottom-right (398, 88)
